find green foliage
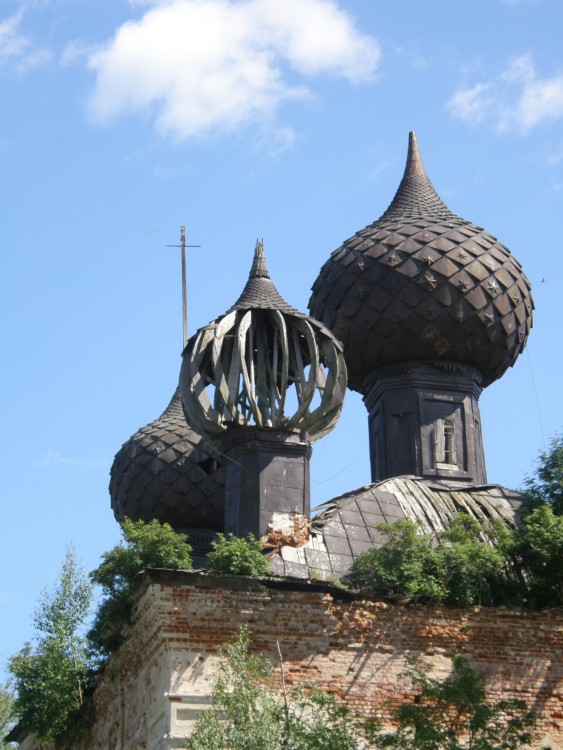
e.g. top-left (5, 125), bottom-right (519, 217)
top-left (185, 627), bottom-right (373, 750)
top-left (207, 532), bottom-right (270, 576)
top-left (349, 506), bottom-right (563, 611)
top-left (9, 547), bottom-right (93, 749)
top-left (89, 518), bottom-right (193, 654)
top-left (516, 503), bottom-right (563, 606)
top-left (0, 681), bottom-right (17, 749)
top-left (373, 656), bottom-right (535, 750)
top-left (186, 630), bottom-right (535, 750)
top-left (437, 515), bottom-right (508, 608)
top-left (522, 433), bottom-right (563, 514)
top-left (347, 519), bottom-right (446, 603)
top-left (348, 514), bottom-right (511, 607)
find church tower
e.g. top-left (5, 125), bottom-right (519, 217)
top-left (309, 132), bottom-right (534, 485)
top-left (180, 240), bottom-right (347, 538)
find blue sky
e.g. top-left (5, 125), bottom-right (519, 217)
top-left (2, 0), bottom-right (562, 678)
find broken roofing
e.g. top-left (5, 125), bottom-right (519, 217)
top-left (269, 476), bottom-right (523, 581)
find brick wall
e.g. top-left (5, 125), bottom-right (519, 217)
top-left (80, 570), bottom-right (563, 750)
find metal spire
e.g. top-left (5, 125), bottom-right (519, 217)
top-left (403, 131), bottom-right (427, 178)
top-left (379, 131), bottom-right (456, 221)
top-left (249, 238), bottom-right (270, 278)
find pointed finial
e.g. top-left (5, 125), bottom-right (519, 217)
top-left (403, 131), bottom-right (427, 178)
top-left (249, 238), bottom-right (270, 279)
top-left (378, 131), bottom-right (454, 220)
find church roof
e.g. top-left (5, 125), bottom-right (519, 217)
top-left (269, 477), bottom-right (524, 580)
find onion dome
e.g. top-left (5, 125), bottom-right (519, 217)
top-left (110, 387), bottom-right (225, 531)
top-left (180, 240), bottom-right (347, 442)
top-left (309, 132), bottom-right (534, 391)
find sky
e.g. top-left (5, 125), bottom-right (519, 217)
top-left (1, 0), bottom-right (563, 680)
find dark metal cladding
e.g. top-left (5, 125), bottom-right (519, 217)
top-left (309, 132), bottom-right (534, 391)
top-left (228, 239), bottom-right (301, 314)
top-left (109, 388), bottom-right (225, 531)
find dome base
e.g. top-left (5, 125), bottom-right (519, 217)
top-left (221, 427), bottom-right (312, 539)
top-left (363, 361), bottom-right (486, 485)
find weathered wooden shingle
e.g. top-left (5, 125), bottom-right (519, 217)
top-left (271, 476), bottom-right (524, 580)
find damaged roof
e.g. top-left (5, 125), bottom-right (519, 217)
top-left (269, 476), bottom-right (524, 581)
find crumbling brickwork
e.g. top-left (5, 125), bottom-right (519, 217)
top-left (51, 570), bottom-right (563, 750)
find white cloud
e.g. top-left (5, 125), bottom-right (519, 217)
top-left (447, 54), bottom-right (563, 134)
top-left (0, 9), bottom-right (52, 72)
top-left (86, 0), bottom-right (380, 142)
top-left (35, 450), bottom-right (106, 469)
top-left (0, 11), bottom-right (28, 62)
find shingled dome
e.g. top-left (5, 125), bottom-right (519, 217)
top-left (309, 132), bottom-right (534, 392)
top-left (180, 241), bottom-right (347, 443)
top-left (110, 388), bottom-right (225, 531)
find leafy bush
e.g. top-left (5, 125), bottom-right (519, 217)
top-left (89, 518), bottom-right (193, 654)
top-left (373, 656), bottom-right (535, 749)
top-left (186, 629), bottom-right (536, 750)
top-left (9, 547), bottom-right (93, 749)
top-left (437, 514), bottom-right (508, 607)
top-left (347, 519), bottom-right (446, 602)
top-left (207, 532), bottom-right (270, 576)
top-left (349, 514), bottom-right (516, 608)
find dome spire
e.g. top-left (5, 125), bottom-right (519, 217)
top-left (250, 239), bottom-right (270, 278)
top-left (403, 131), bottom-right (427, 178)
top-left (380, 131), bottom-right (455, 221)
top-left (229, 240), bottom-right (299, 313)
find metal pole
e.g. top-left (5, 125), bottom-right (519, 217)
top-left (167, 227), bottom-right (200, 351)
top-left (181, 225), bottom-right (188, 348)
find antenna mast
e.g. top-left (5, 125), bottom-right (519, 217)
top-left (180, 225), bottom-right (188, 348)
top-left (167, 225), bottom-right (200, 349)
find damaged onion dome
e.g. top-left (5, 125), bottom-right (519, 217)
top-left (180, 240), bottom-right (347, 443)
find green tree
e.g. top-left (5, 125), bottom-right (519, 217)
top-left (522, 433), bottom-right (563, 514)
top-left (185, 627), bottom-right (372, 750)
top-left (0, 681), bottom-right (17, 749)
top-left (208, 533), bottom-right (270, 576)
top-left (89, 518), bottom-right (193, 654)
top-left (437, 515), bottom-right (509, 608)
top-left (517, 503), bottom-right (563, 607)
top-left (9, 547), bottom-right (93, 749)
top-left (373, 656), bottom-right (535, 750)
